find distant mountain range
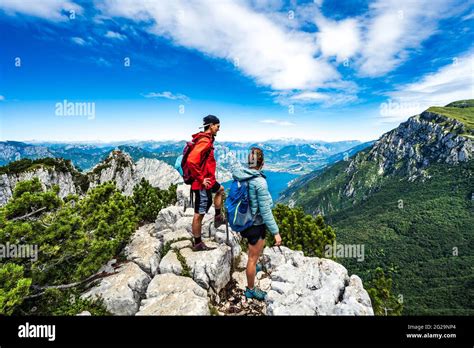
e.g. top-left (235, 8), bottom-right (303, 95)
top-left (279, 99), bottom-right (474, 315)
top-left (0, 138), bottom-right (372, 175)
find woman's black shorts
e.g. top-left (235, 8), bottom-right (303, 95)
top-left (240, 224), bottom-right (266, 246)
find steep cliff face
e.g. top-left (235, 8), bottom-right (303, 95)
top-left (87, 150), bottom-right (182, 195)
top-left (0, 150), bottom-right (182, 206)
top-left (0, 158), bottom-right (82, 206)
top-left (281, 100), bottom-right (474, 215)
top-left (364, 110), bottom-right (473, 181)
top-left (278, 100), bottom-right (474, 315)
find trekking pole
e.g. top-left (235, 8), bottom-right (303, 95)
top-left (224, 191), bottom-right (229, 245)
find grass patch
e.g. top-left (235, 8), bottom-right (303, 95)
top-left (174, 248), bottom-right (192, 278)
top-left (160, 241), bottom-right (172, 259)
top-left (208, 304), bottom-right (220, 316)
top-left (427, 106), bottom-right (474, 131)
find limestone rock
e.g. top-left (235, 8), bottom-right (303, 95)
top-left (162, 229), bottom-right (192, 244)
top-left (180, 243), bottom-right (232, 293)
top-left (155, 205), bottom-right (184, 231)
top-left (264, 248), bottom-right (373, 316)
top-left (136, 273), bottom-right (209, 315)
top-left (124, 224), bottom-right (162, 276)
top-left (171, 240), bottom-right (193, 250)
top-left (159, 250), bottom-right (183, 276)
top-left (81, 262), bottom-right (151, 316)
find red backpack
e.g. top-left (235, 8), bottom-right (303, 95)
top-left (179, 138), bottom-right (211, 185)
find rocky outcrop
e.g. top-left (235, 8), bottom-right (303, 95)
top-left (0, 149), bottom-right (182, 206)
top-left (282, 102), bottom-right (474, 213)
top-left (136, 273), bottom-right (209, 315)
top-left (365, 110), bottom-right (473, 180)
top-left (0, 167), bottom-right (77, 206)
top-left (159, 250), bottom-right (183, 275)
top-left (262, 246), bottom-right (373, 315)
top-left (88, 150), bottom-right (182, 195)
top-left (82, 183), bottom-right (373, 316)
top-left (81, 261), bottom-right (151, 316)
top-left (124, 224), bottom-right (162, 276)
top-left (180, 243), bottom-right (232, 293)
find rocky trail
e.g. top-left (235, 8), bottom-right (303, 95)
top-left (80, 184), bottom-right (374, 316)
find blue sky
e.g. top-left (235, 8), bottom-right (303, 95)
top-left (0, 0), bottom-right (472, 142)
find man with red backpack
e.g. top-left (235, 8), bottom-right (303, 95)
top-left (184, 115), bottom-right (226, 251)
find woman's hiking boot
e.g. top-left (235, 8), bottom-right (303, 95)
top-left (244, 287), bottom-right (267, 301)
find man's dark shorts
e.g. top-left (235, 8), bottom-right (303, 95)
top-left (240, 224), bottom-right (267, 246)
top-left (193, 181), bottom-right (221, 214)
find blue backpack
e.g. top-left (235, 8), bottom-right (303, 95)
top-left (225, 179), bottom-right (254, 232)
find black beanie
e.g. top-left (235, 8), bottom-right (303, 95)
top-left (203, 114), bottom-right (220, 126)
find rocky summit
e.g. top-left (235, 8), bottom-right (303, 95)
top-left (80, 183), bottom-right (374, 316)
top-left (0, 150), bottom-right (182, 207)
top-left (88, 150), bottom-right (182, 195)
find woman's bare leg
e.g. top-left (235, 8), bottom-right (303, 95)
top-left (246, 238), bottom-right (266, 289)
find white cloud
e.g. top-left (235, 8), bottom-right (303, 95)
top-left (383, 51), bottom-right (473, 120)
top-left (357, 0), bottom-right (454, 77)
top-left (316, 17), bottom-right (361, 62)
top-left (99, 0), bottom-right (340, 91)
top-left (0, 0), bottom-right (82, 21)
top-left (274, 77), bottom-right (359, 107)
top-left (71, 37), bottom-right (86, 45)
top-left (290, 91), bottom-right (329, 101)
top-left (0, 95), bottom-right (5, 101)
top-left (105, 30), bottom-right (126, 40)
top-left (95, 57), bottom-right (111, 67)
top-left (260, 119), bottom-right (295, 126)
top-left (143, 91), bottom-right (190, 103)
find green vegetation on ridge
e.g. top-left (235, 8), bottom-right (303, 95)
top-left (323, 161), bottom-right (473, 315)
top-left (427, 106), bottom-right (474, 131)
top-left (281, 101), bottom-right (474, 315)
top-left (0, 176), bottom-right (177, 315)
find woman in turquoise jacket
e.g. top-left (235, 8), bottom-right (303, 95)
top-left (231, 147), bottom-right (282, 301)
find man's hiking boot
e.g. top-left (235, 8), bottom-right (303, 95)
top-left (244, 287), bottom-right (267, 301)
top-left (192, 241), bottom-right (214, 252)
top-left (256, 263), bottom-right (263, 273)
top-left (213, 214), bottom-right (227, 228)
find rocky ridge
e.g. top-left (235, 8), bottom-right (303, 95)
top-left (0, 150), bottom-right (182, 206)
top-left (80, 184), bottom-right (374, 316)
top-left (363, 110), bottom-right (473, 181)
top-left (88, 150), bottom-right (182, 195)
top-left (0, 164), bottom-right (77, 206)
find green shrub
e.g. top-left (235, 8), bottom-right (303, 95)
top-left (0, 263), bottom-right (32, 315)
top-left (269, 204), bottom-right (336, 257)
top-left (0, 179), bottom-right (139, 315)
top-left (366, 267), bottom-right (403, 316)
top-left (132, 178), bottom-right (177, 223)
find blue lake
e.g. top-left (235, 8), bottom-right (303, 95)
top-left (222, 170), bottom-right (300, 202)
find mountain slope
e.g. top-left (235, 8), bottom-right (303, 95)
top-left (328, 160), bottom-right (473, 315)
top-left (281, 101), bottom-right (473, 215)
top-left (280, 100), bottom-right (474, 315)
